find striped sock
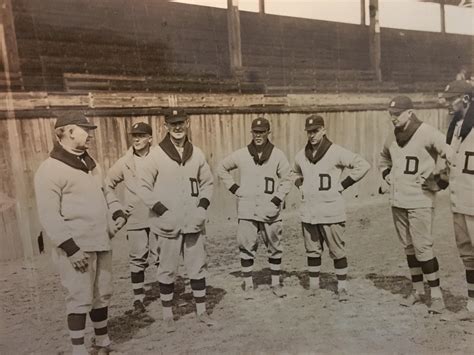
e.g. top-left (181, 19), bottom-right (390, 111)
top-left (334, 257), bottom-right (348, 291)
top-left (466, 269), bottom-right (474, 312)
top-left (68, 313), bottom-right (87, 354)
top-left (268, 258), bottom-right (281, 287)
top-left (89, 307), bottom-right (110, 347)
top-left (191, 278), bottom-right (206, 315)
top-left (421, 257), bottom-right (442, 299)
top-left (406, 254), bottom-right (424, 294)
top-left (159, 282), bottom-right (174, 319)
top-left (307, 256), bottom-right (321, 289)
top-left (241, 258), bottom-right (254, 289)
top-left (131, 271), bottom-right (145, 302)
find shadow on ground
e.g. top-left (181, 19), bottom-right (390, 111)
top-left (109, 276), bottom-right (226, 343)
top-left (366, 273), bottom-right (466, 312)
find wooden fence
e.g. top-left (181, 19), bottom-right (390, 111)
top-left (0, 92), bottom-right (448, 261)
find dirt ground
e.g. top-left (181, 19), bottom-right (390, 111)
top-left (1, 192), bottom-right (474, 354)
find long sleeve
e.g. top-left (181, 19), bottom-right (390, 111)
top-left (379, 139), bottom-right (393, 178)
top-left (274, 152), bottom-right (292, 201)
top-left (137, 150), bottom-right (165, 214)
top-left (338, 148), bottom-right (371, 189)
top-left (216, 152), bottom-right (240, 193)
top-left (103, 160), bottom-right (125, 215)
top-left (197, 153), bottom-right (214, 208)
top-left (291, 158), bottom-right (304, 187)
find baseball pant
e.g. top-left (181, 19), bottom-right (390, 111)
top-left (156, 232), bottom-right (208, 285)
top-left (53, 249), bottom-right (113, 314)
top-left (302, 222), bottom-right (346, 260)
top-left (453, 212), bottom-right (474, 270)
top-left (391, 207), bottom-right (434, 262)
top-left (237, 219), bottom-right (283, 260)
top-left (128, 228), bottom-right (161, 273)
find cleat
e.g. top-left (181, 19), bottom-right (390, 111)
top-left (133, 300), bottom-right (146, 314)
top-left (338, 289), bottom-right (349, 302)
top-left (400, 292), bottom-right (423, 307)
top-left (242, 282), bottom-right (255, 300)
top-left (428, 297), bottom-right (446, 314)
top-left (271, 285), bottom-right (287, 298)
top-left (164, 318), bottom-right (176, 333)
top-left (196, 313), bottom-right (217, 327)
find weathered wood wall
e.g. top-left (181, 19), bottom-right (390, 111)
top-left (0, 92), bottom-right (449, 261)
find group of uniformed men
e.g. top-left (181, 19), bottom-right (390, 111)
top-left (34, 80), bottom-right (474, 354)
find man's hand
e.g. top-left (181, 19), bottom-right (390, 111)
top-left (338, 183), bottom-right (345, 194)
top-left (189, 207), bottom-right (207, 227)
top-left (262, 203), bottom-right (280, 219)
top-left (159, 211), bottom-right (179, 233)
top-left (69, 250), bottom-right (89, 273)
top-left (114, 216), bottom-right (127, 231)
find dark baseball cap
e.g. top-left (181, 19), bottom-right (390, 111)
top-left (251, 117), bottom-right (270, 132)
top-left (440, 80), bottom-right (473, 99)
top-left (305, 115), bottom-right (325, 131)
top-left (54, 112), bottom-right (97, 129)
top-left (164, 108), bottom-right (188, 124)
top-left (388, 96), bottom-right (413, 113)
top-left (129, 122), bottom-right (152, 135)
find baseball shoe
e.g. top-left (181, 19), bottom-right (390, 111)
top-left (164, 318), bottom-right (176, 333)
top-left (400, 292), bottom-right (423, 307)
top-left (428, 297), bottom-right (446, 314)
top-left (90, 345), bottom-right (112, 355)
top-left (196, 313), bottom-right (217, 327)
top-left (440, 310), bottom-right (474, 322)
top-left (242, 282), bottom-right (255, 300)
top-left (133, 300), bottom-right (146, 314)
top-left (338, 289), bottom-right (349, 302)
top-left (271, 285), bottom-right (287, 298)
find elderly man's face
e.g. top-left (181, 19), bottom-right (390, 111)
top-left (71, 125), bottom-right (93, 151)
top-left (165, 119), bottom-right (189, 141)
top-left (445, 95), bottom-right (465, 116)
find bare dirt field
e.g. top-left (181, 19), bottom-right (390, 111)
top-left (1, 192), bottom-right (473, 354)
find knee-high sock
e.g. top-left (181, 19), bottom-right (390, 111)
top-left (334, 257), bottom-right (348, 291)
top-left (466, 269), bottom-right (474, 311)
top-left (68, 313), bottom-right (86, 352)
top-left (421, 257), bottom-right (442, 299)
top-left (89, 307), bottom-right (110, 347)
top-left (131, 271), bottom-right (145, 302)
top-left (159, 282), bottom-right (174, 319)
top-left (191, 278), bottom-right (206, 315)
top-left (406, 254), bottom-right (424, 294)
top-left (308, 257), bottom-right (321, 289)
top-left (241, 258), bottom-right (254, 288)
top-left (269, 257), bottom-right (281, 287)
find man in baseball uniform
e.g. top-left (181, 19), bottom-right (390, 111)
top-left (217, 117), bottom-right (292, 299)
top-left (441, 80), bottom-right (474, 315)
top-left (137, 109), bottom-right (214, 332)
top-left (293, 115), bottom-right (370, 301)
top-left (34, 113), bottom-right (126, 355)
top-left (379, 96), bottom-right (451, 314)
top-left (105, 122), bottom-right (159, 314)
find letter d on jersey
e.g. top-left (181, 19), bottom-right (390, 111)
top-left (404, 156), bottom-right (419, 175)
top-left (463, 152), bottom-right (474, 175)
top-left (319, 174), bottom-right (331, 191)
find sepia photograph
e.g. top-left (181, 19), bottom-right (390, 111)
top-left (0, 0), bottom-right (473, 354)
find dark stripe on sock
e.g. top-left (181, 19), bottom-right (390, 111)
top-left (159, 282), bottom-right (174, 295)
top-left (241, 258), bottom-right (254, 267)
top-left (94, 326), bottom-right (108, 336)
top-left (242, 271), bottom-right (252, 278)
top-left (190, 278), bottom-right (206, 291)
top-left (336, 274), bottom-right (347, 281)
top-left (162, 300), bottom-right (173, 308)
top-left (90, 307), bottom-right (108, 322)
top-left (268, 258), bottom-right (281, 265)
top-left (468, 290), bottom-right (474, 298)
top-left (131, 271), bottom-right (145, 284)
top-left (67, 313), bottom-right (86, 331)
top-left (194, 296), bottom-right (205, 304)
top-left (270, 269), bottom-right (280, 276)
top-left (71, 337), bottom-right (85, 346)
top-left (466, 270), bottom-right (474, 283)
top-left (406, 254), bottom-right (421, 268)
top-left (411, 274), bottom-right (423, 283)
top-left (428, 279), bottom-right (440, 287)
top-left (334, 257), bottom-right (348, 269)
top-left (133, 288), bottom-right (144, 295)
top-left (308, 257), bottom-right (322, 267)
top-left (421, 257), bottom-right (439, 275)
top-left (309, 272), bottom-right (320, 278)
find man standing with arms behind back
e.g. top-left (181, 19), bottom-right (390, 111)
top-left (34, 112), bottom-right (126, 355)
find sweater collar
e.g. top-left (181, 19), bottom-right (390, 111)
top-left (305, 135), bottom-right (332, 164)
top-left (50, 143), bottom-right (96, 173)
top-left (394, 114), bottom-right (422, 147)
top-left (447, 104), bottom-right (474, 144)
top-left (159, 133), bottom-right (193, 165)
top-left (247, 140), bottom-right (274, 165)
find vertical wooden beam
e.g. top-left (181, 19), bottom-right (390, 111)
top-left (360, 0), bottom-right (366, 25)
top-left (259, 0), bottom-right (265, 16)
top-left (0, 0), bottom-right (22, 88)
top-left (440, 0), bottom-right (446, 34)
top-left (227, 0), bottom-right (242, 74)
top-left (369, 0), bottom-right (382, 82)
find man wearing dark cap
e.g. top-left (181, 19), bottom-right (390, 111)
top-left (105, 121), bottom-right (159, 314)
top-left (137, 108), bottom-right (215, 332)
top-left (379, 96), bottom-right (451, 314)
top-left (441, 80), bottom-right (474, 315)
top-left (34, 112), bottom-right (127, 355)
top-left (292, 115), bottom-right (370, 301)
top-left (217, 117), bottom-right (292, 299)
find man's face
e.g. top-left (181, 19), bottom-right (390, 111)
top-left (307, 126), bottom-right (325, 146)
top-left (445, 95), bottom-right (465, 116)
top-left (389, 109), bottom-right (411, 128)
top-left (72, 125), bottom-right (93, 151)
top-left (165, 119), bottom-right (189, 140)
top-left (251, 129), bottom-right (270, 146)
top-left (131, 133), bottom-right (152, 151)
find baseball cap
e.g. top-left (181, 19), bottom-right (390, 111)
top-left (440, 80), bottom-right (473, 99)
top-left (251, 117), bottom-right (270, 132)
top-left (304, 114), bottom-right (325, 131)
top-left (388, 96), bottom-right (413, 114)
top-left (164, 108), bottom-right (188, 124)
top-left (54, 112), bottom-right (97, 129)
top-left (129, 122), bottom-right (152, 135)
